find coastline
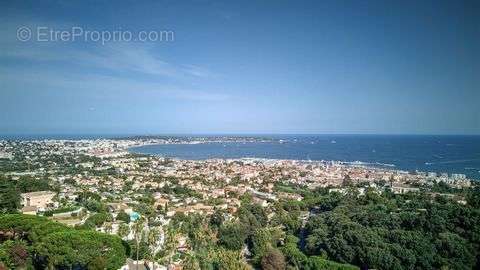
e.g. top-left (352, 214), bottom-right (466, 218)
top-left (2, 135), bottom-right (478, 181)
top-left (127, 141), bottom-right (479, 181)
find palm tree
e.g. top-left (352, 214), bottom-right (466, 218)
top-left (159, 226), bottom-right (178, 267)
top-left (133, 218), bottom-right (145, 270)
top-left (182, 252), bottom-right (200, 270)
top-left (118, 223), bottom-right (129, 239)
top-left (147, 228), bottom-right (160, 270)
top-left (104, 222), bottom-right (113, 234)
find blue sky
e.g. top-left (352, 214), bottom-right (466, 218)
top-left (1, 0), bottom-right (479, 135)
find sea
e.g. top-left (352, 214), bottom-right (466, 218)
top-left (128, 135), bottom-right (480, 180)
top-left (2, 134), bottom-right (479, 180)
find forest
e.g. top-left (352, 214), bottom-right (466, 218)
top-left (1, 181), bottom-right (480, 270)
top-left (0, 214), bottom-right (126, 269)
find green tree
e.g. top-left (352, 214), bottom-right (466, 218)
top-left (147, 228), bottom-right (161, 270)
top-left (342, 174), bottom-right (352, 187)
top-left (116, 210), bottom-right (131, 223)
top-left (0, 240), bottom-right (29, 269)
top-left (157, 227), bottom-right (178, 265)
top-left (36, 230), bottom-right (126, 269)
top-left (133, 218), bottom-right (145, 268)
top-left (218, 222), bottom-right (247, 251)
top-left (84, 199), bottom-right (107, 213)
top-left (88, 256), bottom-right (107, 270)
top-left (261, 248), bottom-right (286, 270)
top-left (0, 240), bottom-right (15, 269)
top-left (16, 177), bottom-right (51, 193)
top-left (280, 235), bottom-right (308, 269)
top-left (182, 253), bottom-right (200, 270)
top-left (466, 182), bottom-right (480, 208)
top-left (305, 256), bottom-right (359, 270)
top-left (435, 232), bottom-right (476, 270)
top-left (118, 223), bottom-right (130, 239)
top-left (82, 212), bottom-right (112, 229)
top-left (251, 228), bottom-right (274, 264)
top-left (211, 248), bottom-right (251, 270)
top-left (210, 209), bottom-right (226, 228)
top-left (0, 214), bottom-right (127, 269)
top-left (104, 222), bottom-right (113, 234)
top-left (238, 203), bottom-right (268, 231)
top-left (0, 178), bottom-right (20, 213)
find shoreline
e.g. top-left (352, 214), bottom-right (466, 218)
top-left (2, 137), bottom-right (478, 181)
top-left (127, 142), bottom-right (478, 181)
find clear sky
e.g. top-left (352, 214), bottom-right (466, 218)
top-left (1, 0), bottom-right (479, 135)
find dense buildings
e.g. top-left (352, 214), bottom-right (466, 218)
top-left (0, 137), bottom-right (478, 270)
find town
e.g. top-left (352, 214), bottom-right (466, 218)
top-left (0, 138), bottom-right (478, 270)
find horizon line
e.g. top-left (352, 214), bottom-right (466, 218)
top-left (1, 132), bottom-right (480, 138)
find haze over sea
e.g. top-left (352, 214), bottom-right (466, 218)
top-left (129, 135), bottom-right (480, 180)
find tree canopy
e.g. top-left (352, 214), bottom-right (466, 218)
top-left (0, 214), bottom-right (127, 269)
top-left (303, 190), bottom-right (480, 270)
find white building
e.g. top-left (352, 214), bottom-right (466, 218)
top-left (20, 191), bottom-right (56, 211)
